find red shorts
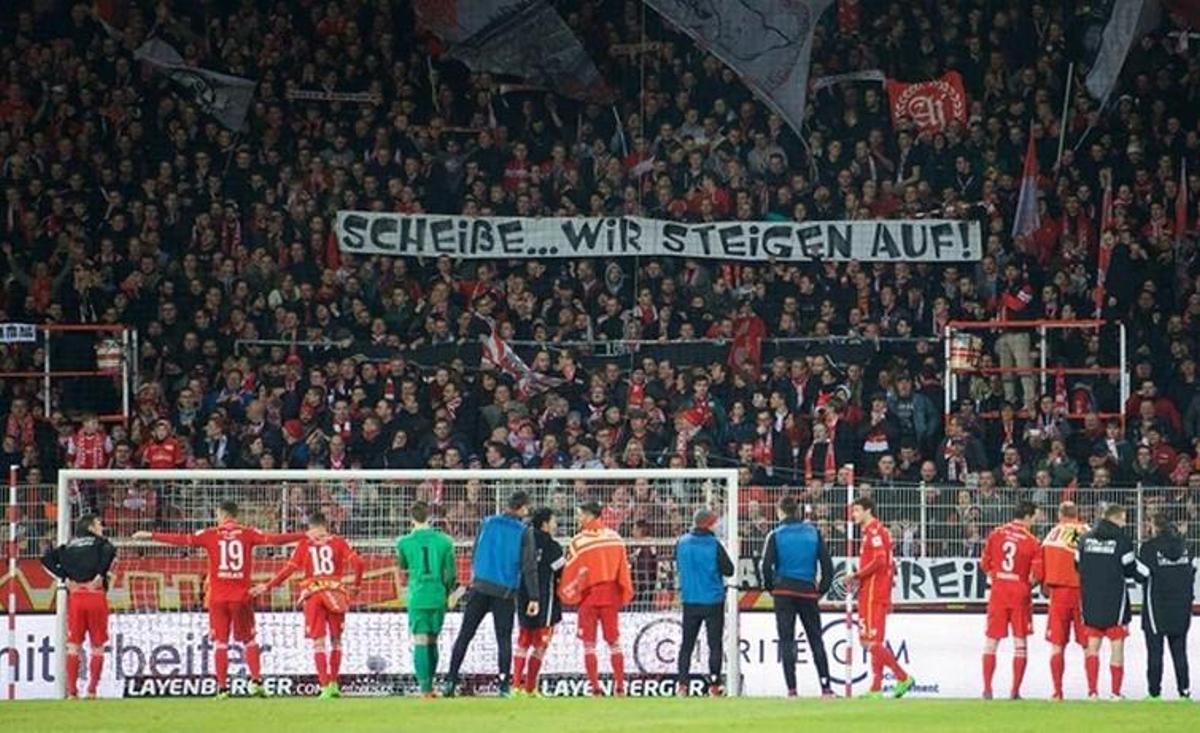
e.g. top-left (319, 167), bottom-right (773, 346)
top-left (517, 625), bottom-right (555, 649)
top-left (577, 604), bottom-right (620, 646)
top-left (67, 590), bottom-right (109, 646)
top-left (1045, 586), bottom-right (1086, 647)
top-left (859, 603), bottom-right (889, 644)
top-left (1084, 624), bottom-right (1128, 641)
top-left (209, 600), bottom-right (256, 644)
top-left (302, 594), bottom-right (346, 640)
top-left (986, 598), bottom-right (1033, 639)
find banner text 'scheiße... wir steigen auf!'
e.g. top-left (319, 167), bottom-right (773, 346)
top-left (335, 213), bottom-right (983, 262)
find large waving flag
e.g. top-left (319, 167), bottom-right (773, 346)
top-left (1078, 0), bottom-right (1163, 105)
top-left (414, 0), bottom-right (612, 103)
top-left (134, 38), bottom-right (254, 131)
top-left (480, 332), bottom-right (563, 399)
top-left (1011, 131), bottom-right (1041, 240)
top-left (646, 0), bottom-right (834, 137)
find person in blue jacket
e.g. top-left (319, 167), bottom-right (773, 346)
top-left (675, 508), bottom-right (735, 696)
top-left (761, 495), bottom-right (834, 697)
top-left (444, 490), bottom-right (539, 697)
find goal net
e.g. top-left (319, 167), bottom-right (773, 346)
top-left (55, 468), bottom-right (740, 698)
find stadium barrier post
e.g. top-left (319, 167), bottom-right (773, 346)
top-left (843, 464), bottom-right (855, 699)
top-left (42, 328), bottom-right (51, 417)
top-left (1136, 485), bottom-right (1144, 546)
top-left (55, 471), bottom-right (70, 699)
top-left (7, 465), bottom-right (17, 700)
top-left (919, 481), bottom-right (928, 558)
top-left (725, 470), bottom-right (740, 696)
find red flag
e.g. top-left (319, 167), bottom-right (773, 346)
top-left (1177, 159), bottom-right (1189, 244)
top-left (1011, 130), bottom-right (1041, 239)
top-left (1053, 368), bottom-right (1067, 414)
top-left (885, 72), bottom-right (969, 134)
top-left (727, 314), bottom-right (766, 378)
top-left (480, 332), bottom-right (562, 399)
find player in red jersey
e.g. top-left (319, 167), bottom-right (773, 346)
top-left (133, 501), bottom-right (304, 698)
top-left (1040, 501), bottom-right (1089, 699)
top-left (847, 496), bottom-right (914, 699)
top-left (980, 500), bottom-right (1043, 699)
top-left (251, 512), bottom-right (365, 699)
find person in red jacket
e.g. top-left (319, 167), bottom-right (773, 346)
top-left (559, 501), bottom-right (634, 697)
top-left (141, 419), bottom-right (185, 469)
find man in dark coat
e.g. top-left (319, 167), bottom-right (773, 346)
top-left (1078, 504), bottom-right (1150, 699)
top-left (1138, 513), bottom-right (1195, 699)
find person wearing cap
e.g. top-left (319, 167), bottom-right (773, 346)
top-left (674, 507), bottom-right (735, 696)
top-left (760, 495), bottom-right (834, 697)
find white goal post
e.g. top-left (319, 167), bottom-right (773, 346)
top-left (55, 468), bottom-right (740, 699)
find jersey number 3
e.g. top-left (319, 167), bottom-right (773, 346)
top-left (1001, 540), bottom-right (1018, 572)
top-left (309, 544), bottom-right (336, 575)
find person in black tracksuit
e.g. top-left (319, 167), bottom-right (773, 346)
top-left (41, 514), bottom-right (117, 698)
top-left (1077, 504), bottom-right (1150, 699)
top-left (760, 496), bottom-right (834, 697)
top-left (513, 507), bottom-right (565, 695)
top-left (675, 508), bottom-right (735, 696)
top-left (1138, 513), bottom-right (1194, 699)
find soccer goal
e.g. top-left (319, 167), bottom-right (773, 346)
top-left (54, 468), bottom-right (740, 699)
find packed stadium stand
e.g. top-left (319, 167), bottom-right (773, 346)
top-left (1, 0), bottom-right (1199, 565)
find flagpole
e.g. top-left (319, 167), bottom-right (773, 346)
top-left (1055, 62), bottom-right (1074, 170)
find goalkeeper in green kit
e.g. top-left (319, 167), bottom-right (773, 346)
top-left (396, 501), bottom-right (457, 697)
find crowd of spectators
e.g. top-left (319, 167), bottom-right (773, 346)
top-left (1, 0), bottom-right (1200, 554)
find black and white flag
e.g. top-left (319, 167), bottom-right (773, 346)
top-left (646, 0), bottom-right (833, 136)
top-left (134, 38), bottom-right (255, 131)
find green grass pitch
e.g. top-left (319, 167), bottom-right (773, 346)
top-left (2, 697), bottom-right (1195, 733)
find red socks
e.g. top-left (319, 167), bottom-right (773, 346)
top-left (1050, 651), bottom-right (1064, 697)
top-left (66, 651), bottom-right (80, 697)
top-left (314, 651), bottom-right (329, 686)
top-left (512, 648), bottom-right (528, 690)
top-left (982, 652), bottom-right (997, 696)
top-left (88, 652), bottom-right (104, 695)
top-left (215, 644), bottom-right (230, 689)
top-left (525, 653), bottom-right (544, 693)
top-left (1110, 665), bottom-right (1123, 697)
top-left (245, 642), bottom-right (262, 681)
top-left (584, 651), bottom-right (600, 695)
top-left (880, 644), bottom-right (908, 682)
top-left (870, 646), bottom-right (885, 692)
top-left (1011, 652), bottom-right (1027, 698)
top-left (329, 649), bottom-right (342, 680)
top-left (1085, 655), bottom-right (1100, 696)
top-left (611, 651), bottom-right (626, 696)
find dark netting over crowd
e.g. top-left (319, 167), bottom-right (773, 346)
top-left (1, 1), bottom-right (1199, 550)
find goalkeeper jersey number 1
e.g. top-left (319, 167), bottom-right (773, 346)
top-left (397, 527), bottom-right (456, 610)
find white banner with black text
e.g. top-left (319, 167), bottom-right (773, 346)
top-left (335, 212), bottom-right (983, 262)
